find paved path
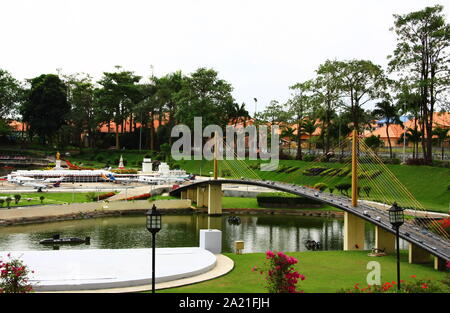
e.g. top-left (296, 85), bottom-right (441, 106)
top-left (108, 185), bottom-right (171, 201)
top-left (0, 200), bottom-right (192, 225)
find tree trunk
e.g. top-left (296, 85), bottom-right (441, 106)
top-left (296, 119), bottom-right (302, 160)
top-left (115, 122), bottom-right (120, 149)
top-left (386, 122), bottom-right (392, 159)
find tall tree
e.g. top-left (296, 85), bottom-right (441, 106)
top-left (174, 68), bottom-right (235, 130)
top-left (287, 81), bottom-right (316, 160)
top-left (372, 99), bottom-right (402, 159)
top-left (388, 5), bottom-right (449, 163)
top-left (313, 60), bottom-right (342, 153)
top-left (21, 74), bottom-right (70, 145)
top-left (333, 60), bottom-right (387, 132)
top-left (0, 69), bottom-right (22, 120)
top-left (65, 74), bottom-right (98, 148)
top-left (433, 126), bottom-right (449, 161)
top-left (97, 67), bottom-right (141, 149)
top-left (151, 71), bottom-right (184, 145)
top-left (302, 119), bottom-right (317, 154)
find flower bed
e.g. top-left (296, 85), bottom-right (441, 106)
top-left (125, 193), bottom-right (152, 201)
top-left (98, 192), bottom-right (116, 200)
top-left (339, 275), bottom-right (449, 293)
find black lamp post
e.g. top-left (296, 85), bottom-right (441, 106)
top-left (388, 202), bottom-right (404, 291)
top-left (146, 204), bottom-right (162, 293)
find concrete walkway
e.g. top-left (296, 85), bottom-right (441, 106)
top-left (107, 185), bottom-right (171, 201)
top-left (0, 199), bottom-right (192, 226)
top-left (42, 254), bottom-right (234, 293)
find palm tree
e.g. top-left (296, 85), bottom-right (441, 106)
top-left (281, 126), bottom-right (296, 156)
top-left (433, 127), bottom-right (449, 161)
top-left (373, 100), bottom-right (402, 159)
top-left (398, 128), bottom-right (422, 159)
top-left (302, 119), bottom-right (317, 154)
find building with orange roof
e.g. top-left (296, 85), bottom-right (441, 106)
top-left (365, 112), bottom-right (450, 148)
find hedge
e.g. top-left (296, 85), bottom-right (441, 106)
top-left (256, 192), bottom-right (323, 206)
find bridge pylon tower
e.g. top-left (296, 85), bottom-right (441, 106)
top-left (344, 129), bottom-right (366, 251)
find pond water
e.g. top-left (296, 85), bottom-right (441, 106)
top-left (0, 214), bottom-right (407, 253)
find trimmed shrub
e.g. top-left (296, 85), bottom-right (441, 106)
top-left (221, 169), bottom-right (232, 177)
top-left (13, 194), bottom-right (21, 204)
top-left (85, 192), bottom-right (97, 202)
top-left (302, 167), bottom-right (328, 176)
top-left (302, 154), bottom-right (316, 162)
top-left (257, 192), bottom-right (323, 207)
top-left (406, 158), bottom-right (428, 166)
top-left (362, 186), bottom-right (372, 197)
top-left (285, 167), bottom-right (299, 174)
top-left (313, 183), bottom-right (328, 191)
top-left (335, 183), bottom-right (351, 196)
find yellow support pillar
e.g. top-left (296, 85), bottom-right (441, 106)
top-left (344, 212), bottom-right (365, 250)
top-left (351, 129), bottom-right (358, 207)
top-left (214, 132), bottom-right (219, 180)
top-left (180, 190), bottom-right (187, 200)
top-left (187, 188), bottom-right (195, 202)
top-left (408, 244), bottom-right (431, 264)
top-left (374, 226), bottom-right (396, 254)
top-left (189, 187), bottom-right (198, 203)
top-left (196, 186), bottom-right (207, 208)
top-left (434, 257), bottom-right (446, 271)
top-left (208, 184), bottom-right (222, 215)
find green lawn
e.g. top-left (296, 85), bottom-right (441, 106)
top-left (178, 159), bottom-right (450, 213)
top-left (0, 192), bottom-right (112, 208)
top-left (159, 250), bottom-right (449, 293)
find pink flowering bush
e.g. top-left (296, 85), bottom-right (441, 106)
top-left (253, 250), bottom-right (305, 293)
top-left (0, 254), bottom-right (34, 293)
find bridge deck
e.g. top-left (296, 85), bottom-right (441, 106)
top-left (170, 179), bottom-right (450, 261)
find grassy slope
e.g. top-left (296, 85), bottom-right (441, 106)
top-left (177, 159), bottom-right (450, 213)
top-left (160, 250), bottom-right (448, 293)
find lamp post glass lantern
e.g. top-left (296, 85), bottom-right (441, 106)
top-left (388, 202), bottom-right (404, 291)
top-left (146, 204), bottom-right (162, 293)
top-left (146, 204), bottom-right (162, 233)
top-left (388, 202), bottom-right (404, 227)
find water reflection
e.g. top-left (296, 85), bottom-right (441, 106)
top-left (0, 214), bottom-right (407, 253)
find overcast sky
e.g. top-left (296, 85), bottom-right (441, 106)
top-left (1, 0), bottom-right (448, 113)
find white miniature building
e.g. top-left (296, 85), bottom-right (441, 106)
top-left (158, 162), bottom-right (170, 175)
top-left (142, 158), bottom-right (152, 173)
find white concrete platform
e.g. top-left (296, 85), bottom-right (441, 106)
top-left (0, 248), bottom-right (216, 291)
